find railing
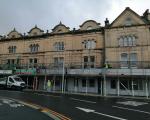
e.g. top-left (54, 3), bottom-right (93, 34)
top-left (0, 62), bottom-right (103, 70)
top-left (106, 61), bottom-right (150, 69)
top-left (2, 61), bottom-right (150, 70)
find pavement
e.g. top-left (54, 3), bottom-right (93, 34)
top-left (1, 90), bottom-right (150, 120)
top-left (25, 89), bottom-right (150, 100)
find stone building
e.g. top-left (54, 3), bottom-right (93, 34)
top-left (0, 7), bottom-right (150, 97)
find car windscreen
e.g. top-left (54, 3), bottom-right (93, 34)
top-left (14, 77), bottom-right (23, 82)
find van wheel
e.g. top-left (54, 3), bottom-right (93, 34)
top-left (11, 86), bottom-right (16, 90)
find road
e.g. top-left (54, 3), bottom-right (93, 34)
top-left (0, 90), bottom-right (150, 120)
top-left (0, 96), bottom-right (54, 120)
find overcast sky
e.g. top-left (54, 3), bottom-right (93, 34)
top-left (0, 0), bottom-right (149, 35)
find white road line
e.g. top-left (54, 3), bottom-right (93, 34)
top-left (34, 93), bottom-right (61, 98)
top-left (113, 105), bottom-right (150, 115)
top-left (93, 111), bottom-right (127, 120)
top-left (70, 98), bottom-right (96, 104)
top-left (76, 107), bottom-right (127, 120)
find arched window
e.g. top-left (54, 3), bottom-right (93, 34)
top-left (119, 37), bottom-right (124, 46)
top-left (8, 46), bottom-right (16, 53)
top-left (128, 36), bottom-right (132, 46)
top-left (118, 35), bottom-right (137, 47)
top-left (82, 39), bottom-right (96, 49)
top-left (132, 36), bottom-right (136, 46)
top-left (29, 44), bottom-right (39, 53)
top-left (87, 26), bottom-right (92, 30)
top-left (54, 42), bottom-right (64, 51)
top-left (35, 44), bottom-right (39, 52)
top-left (124, 36), bottom-right (128, 46)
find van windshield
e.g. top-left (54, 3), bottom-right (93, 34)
top-left (14, 77), bottom-right (23, 82)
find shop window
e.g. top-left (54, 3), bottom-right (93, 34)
top-left (55, 80), bottom-right (60, 86)
top-left (74, 79), bottom-right (78, 87)
top-left (111, 79), bottom-right (116, 89)
top-left (89, 79), bottom-right (95, 87)
top-left (82, 79), bottom-right (86, 87)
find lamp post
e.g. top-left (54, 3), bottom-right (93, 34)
top-left (103, 67), bottom-right (107, 96)
top-left (61, 60), bottom-right (65, 93)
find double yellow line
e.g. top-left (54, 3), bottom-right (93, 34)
top-left (20, 101), bottom-right (71, 120)
top-left (0, 96), bottom-right (71, 120)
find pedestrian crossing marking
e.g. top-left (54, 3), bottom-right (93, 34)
top-left (117, 101), bottom-right (148, 106)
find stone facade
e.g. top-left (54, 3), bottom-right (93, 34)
top-left (0, 7), bottom-right (150, 96)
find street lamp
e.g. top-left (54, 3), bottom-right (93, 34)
top-left (61, 60), bottom-right (65, 93)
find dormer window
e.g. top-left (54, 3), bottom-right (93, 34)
top-left (12, 35), bottom-right (16, 38)
top-left (57, 29), bottom-right (62, 32)
top-left (33, 32), bottom-right (37, 35)
top-left (87, 26), bottom-right (92, 30)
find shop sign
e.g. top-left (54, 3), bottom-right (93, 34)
top-left (15, 69), bottom-right (36, 75)
top-left (0, 70), bottom-right (12, 74)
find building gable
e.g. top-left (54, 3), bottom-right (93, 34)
top-left (28, 25), bottom-right (44, 36)
top-left (111, 7), bottom-right (145, 27)
top-left (79, 20), bottom-right (100, 30)
top-left (52, 22), bottom-right (70, 33)
top-left (7, 28), bottom-right (22, 39)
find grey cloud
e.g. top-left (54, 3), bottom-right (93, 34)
top-left (0, 0), bottom-right (149, 35)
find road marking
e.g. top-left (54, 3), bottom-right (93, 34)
top-left (70, 98), bottom-right (96, 104)
top-left (76, 107), bottom-right (127, 120)
top-left (1, 98), bottom-right (24, 108)
top-left (113, 106), bottom-right (150, 115)
top-left (0, 96), bottom-right (71, 120)
top-left (34, 93), bottom-right (61, 98)
top-left (117, 101), bottom-right (148, 106)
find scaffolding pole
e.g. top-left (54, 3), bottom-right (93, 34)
top-left (146, 80), bottom-right (149, 99)
top-left (86, 77), bottom-right (88, 94)
top-left (131, 80), bottom-right (135, 97)
top-left (44, 75), bottom-right (47, 90)
top-left (101, 79), bottom-right (103, 95)
top-left (61, 61), bottom-right (65, 93)
top-left (26, 76), bottom-right (29, 89)
top-left (103, 68), bottom-right (107, 96)
top-left (117, 76), bottom-right (120, 96)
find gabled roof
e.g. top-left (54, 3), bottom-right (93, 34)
top-left (110, 7), bottom-right (145, 27)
